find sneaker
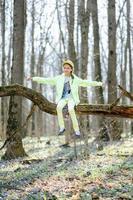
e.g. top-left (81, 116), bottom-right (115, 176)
top-left (58, 128), bottom-right (66, 136)
top-left (75, 131), bottom-right (81, 138)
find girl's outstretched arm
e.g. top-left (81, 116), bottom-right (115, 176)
top-left (77, 77), bottom-right (103, 87)
top-left (27, 76), bottom-right (57, 85)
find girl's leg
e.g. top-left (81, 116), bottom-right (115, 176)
top-left (56, 99), bottom-right (67, 129)
top-left (67, 98), bottom-right (80, 132)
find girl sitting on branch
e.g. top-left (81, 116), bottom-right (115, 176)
top-left (27, 59), bottom-right (103, 138)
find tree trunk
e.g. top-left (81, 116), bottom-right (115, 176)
top-left (36, 39), bottom-right (46, 138)
top-left (63, 0), bottom-right (78, 143)
top-left (90, 0), bottom-right (108, 141)
top-left (1, 0), bottom-right (6, 138)
top-left (78, 0), bottom-right (90, 153)
top-left (56, 0), bottom-right (66, 57)
top-left (30, 0), bottom-right (36, 137)
top-left (119, 9), bottom-right (127, 136)
top-left (107, 0), bottom-right (122, 140)
top-left (66, 0), bottom-right (78, 72)
top-left (3, 0), bottom-right (27, 159)
top-left (126, 0), bottom-right (133, 134)
top-left (108, 0), bottom-right (117, 101)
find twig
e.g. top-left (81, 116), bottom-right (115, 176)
top-left (118, 85), bottom-right (133, 101)
top-left (110, 91), bottom-right (125, 109)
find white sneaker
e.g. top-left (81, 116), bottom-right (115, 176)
top-left (75, 131), bottom-right (81, 138)
top-left (58, 128), bottom-right (66, 136)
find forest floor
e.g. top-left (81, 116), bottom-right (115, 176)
top-left (0, 135), bottom-right (133, 200)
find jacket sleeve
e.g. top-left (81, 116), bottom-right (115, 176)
top-left (77, 77), bottom-right (103, 87)
top-left (32, 76), bottom-right (57, 85)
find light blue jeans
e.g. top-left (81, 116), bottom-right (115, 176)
top-left (56, 98), bottom-right (79, 131)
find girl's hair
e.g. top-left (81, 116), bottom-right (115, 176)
top-left (67, 64), bottom-right (74, 82)
top-left (71, 72), bottom-right (74, 83)
top-left (71, 73), bottom-right (74, 79)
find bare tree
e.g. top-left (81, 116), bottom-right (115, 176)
top-left (30, 0), bottom-right (36, 136)
top-left (2, 0), bottom-right (26, 159)
top-left (107, 0), bottom-right (122, 140)
top-left (108, 0), bottom-right (117, 103)
top-left (126, 0), bottom-right (133, 134)
top-left (56, 0), bottom-right (67, 57)
top-left (91, 0), bottom-right (104, 103)
top-left (78, 0), bottom-right (90, 153)
top-left (66, 0), bottom-right (78, 70)
top-left (35, 34), bottom-right (47, 139)
top-left (90, 0), bottom-right (108, 141)
top-left (0, 0), bottom-right (6, 138)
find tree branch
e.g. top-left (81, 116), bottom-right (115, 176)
top-left (118, 85), bottom-right (133, 101)
top-left (0, 84), bottom-right (133, 119)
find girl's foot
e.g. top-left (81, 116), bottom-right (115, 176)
top-left (58, 128), bottom-right (66, 135)
top-left (75, 130), bottom-right (81, 138)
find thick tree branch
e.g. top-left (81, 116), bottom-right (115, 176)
top-left (0, 84), bottom-right (133, 119)
top-left (0, 84), bottom-right (56, 115)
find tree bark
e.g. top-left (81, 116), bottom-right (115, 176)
top-left (1, 0), bottom-right (6, 138)
top-left (78, 0), bottom-right (90, 151)
top-left (126, 0), bottom-right (133, 134)
top-left (90, 0), bottom-right (108, 141)
top-left (30, 0), bottom-right (36, 136)
top-left (107, 0), bottom-right (122, 140)
top-left (66, 0), bottom-right (78, 71)
top-left (65, 0), bottom-right (78, 143)
top-left (108, 0), bottom-right (117, 102)
top-left (56, 0), bottom-right (66, 57)
top-left (4, 0), bottom-right (26, 159)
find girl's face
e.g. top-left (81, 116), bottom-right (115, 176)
top-left (63, 64), bottom-right (72, 76)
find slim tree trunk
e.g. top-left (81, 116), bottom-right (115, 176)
top-left (7, 26), bottom-right (13, 83)
top-left (107, 0), bottom-right (122, 140)
top-left (4, 3), bottom-right (13, 140)
top-left (56, 0), bottom-right (66, 57)
top-left (2, 0), bottom-right (26, 159)
top-left (1, 0), bottom-right (6, 138)
top-left (126, 0), bottom-right (133, 134)
top-left (63, 0), bottom-right (78, 144)
top-left (36, 41), bottom-right (46, 139)
top-left (108, 0), bottom-right (117, 103)
top-left (119, 11), bottom-right (127, 135)
top-left (30, 0), bottom-right (36, 137)
top-left (78, 0), bottom-right (90, 153)
top-left (67, 0), bottom-right (78, 70)
top-left (91, 0), bottom-right (104, 103)
top-left (90, 0), bottom-right (108, 141)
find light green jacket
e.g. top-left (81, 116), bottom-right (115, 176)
top-left (32, 73), bottom-right (103, 105)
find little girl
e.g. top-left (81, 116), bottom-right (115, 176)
top-left (27, 59), bottom-right (103, 137)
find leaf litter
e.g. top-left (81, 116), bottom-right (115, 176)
top-left (0, 136), bottom-right (133, 199)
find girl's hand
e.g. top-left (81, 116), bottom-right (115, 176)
top-left (26, 77), bottom-right (32, 81)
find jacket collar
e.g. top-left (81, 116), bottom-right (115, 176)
top-left (61, 73), bottom-right (75, 77)
top-left (61, 73), bottom-right (73, 85)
